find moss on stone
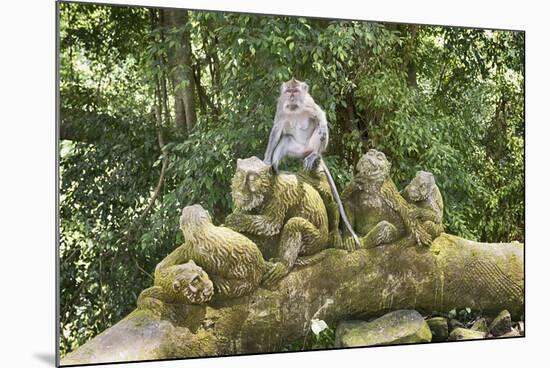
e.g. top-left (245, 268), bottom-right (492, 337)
top-left (449, 327), bottom-right (486, 340)
top-left (489, 310), bottom-right (512, 336)
top-left (426, 317), bottom-right (449, 342)
top-left (335, 310), bottom-right (432, 347)
top-left (62, 234), bottom-right (524, 365)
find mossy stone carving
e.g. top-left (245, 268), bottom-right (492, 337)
top-left (342, 149), bottom-right (432, 249)
top-left (137, 204), bottom-right (267, 318)
top-left (403, 170), bottom-right (445, 239)
top-left (225, 157), bottom-right (330, 283)
top-left (61, 149), bottom-right (524, 365)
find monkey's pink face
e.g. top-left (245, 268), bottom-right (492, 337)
top-left (284, 87), bottom-right (303, 111)
top-left (281, 79), bottom-right (308, 111)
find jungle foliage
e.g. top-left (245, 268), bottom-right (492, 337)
top-left (58, 2), bottom-right (524, 355)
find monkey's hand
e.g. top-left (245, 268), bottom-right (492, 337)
top-left (304, 152), bottom-right (320, 171)
top-left (225, 213), bottom-right (281, 236)
top-left (224, 213), bottom-right (247, 232)
top-left (261, 261), bottom-right (289, 288)
top-left (412, 223), bottom-right (433, 247)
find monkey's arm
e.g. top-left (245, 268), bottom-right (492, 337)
top-left (381, 180), bottom-right (432, 246)
top-left (412, 207), bottom-right (441, 224)
top-left (307, 108), bottom-right (328, 152)
top-left (225, 199), bottom-right (287, 237)
top-left (304, 108), bottom-right (329, 170)
top-left (154, 245), bottom-right (191, 279)
top-left (264, 115), bottom-right (284, 164)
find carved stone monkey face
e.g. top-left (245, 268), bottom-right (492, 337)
top-left (356, 149), bottom-right (391, 184)
top-left (231, 157), bottom-right (272, 211)
top-left (403, 171), bottom-right (436, 202)
top-left (171, 261), bottom-right (214, 305)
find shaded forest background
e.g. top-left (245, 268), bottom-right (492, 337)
top-left (58, 2), bottom-right (524, 356)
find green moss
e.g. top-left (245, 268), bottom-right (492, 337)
top-left (449, 327), bottom-right (486, 340)
top-left (336, 310), bottom-right (432, 347)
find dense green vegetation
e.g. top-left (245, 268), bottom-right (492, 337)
top-left (58, 2), bottom-right (524, 355)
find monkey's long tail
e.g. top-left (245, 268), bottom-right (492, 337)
top-left (319, 159), bottom-right (361, 248)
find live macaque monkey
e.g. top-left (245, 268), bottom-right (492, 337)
top-left (263, 78), bottom-right (360, 247)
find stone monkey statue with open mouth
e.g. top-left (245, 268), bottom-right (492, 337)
top-left (263, 78), bottom-right (360, 248)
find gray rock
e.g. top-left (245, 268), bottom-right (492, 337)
top-left (448, 318), bottom-right (465, 331)
top-left (335, 310), bottom-right (432, 348)
top-left (449, 328), bottom-right (486, 340)
top-left (517, 321), bottom-right (524, 336)
top-left (489, 310), bottom-right (512, 336)
top-left (426, 317), bottom-right (449, 342)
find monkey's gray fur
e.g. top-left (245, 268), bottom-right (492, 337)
top-left (263, 78), bottom-right (360, 247)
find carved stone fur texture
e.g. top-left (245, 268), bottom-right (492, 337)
top-left (225, 157), bottom-right (329, 280)
top-left (403, 170), bottom-right (445, 238)
top-left (342, 149), bottom-right (433, 249)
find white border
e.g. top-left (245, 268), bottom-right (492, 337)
top-left (1, 1), bottom-right (548, 367)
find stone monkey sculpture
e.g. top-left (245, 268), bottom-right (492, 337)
top-left (342, 149), bottom-right (433, 249)
top-left (403, 170), bottom-right (445, 238)
top-left (263, 78), bottom-right (359, 247)
top-left (138, 204), bottom-right (267, 316)
top-left (225, 156), bottom-right (330, 284)
top-left (137, 260), bottom-right (214, 318)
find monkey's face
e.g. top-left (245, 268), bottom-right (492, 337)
top-left (356, 149), bottom-right (391, 185)
top-left (172, 261), bottom-right (214, 305)
top-left (231, 157), bottom-right (272, 211)
top-left (281, 78), bottom-right (308, 112)
top-left (403, 171), bottom-right (435, 201)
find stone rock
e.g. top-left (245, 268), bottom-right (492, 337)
top-left (499, 328), bottom-right (521, 338)
top-left (470, 318), bottom-right (489, 334)
top-left (448, 318), bottom-right (465, 331)
top-left (426, 317), bottom-right (449, 342)
top-left (449, 328), bottom-right (486, 341)
top-left (489, 310), bottom-right (512, 336)
top-left (335, 310), bottom-right (432, 348)
top-left (517, 321), bottom-right (525, 336)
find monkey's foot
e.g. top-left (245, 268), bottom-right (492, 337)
top-left (361, 220), bottom-right (398, 248)
top-left (329, 231), bottom-right (344, 251)
top-left (394, 234), bottom-right (417, 250)
top-left (261, 261), bottom-right (289, 287)
top-left (304, 153), bottom-right (320, 171)
top-left (339, 236), bottom-right (358, 252)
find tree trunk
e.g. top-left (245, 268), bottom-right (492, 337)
top-left (61, 233), bottom-right (524, 365)
top-left (164, 9), bottom-right (197, 133)
top-left (406, 25), bottom-right (418, 88)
